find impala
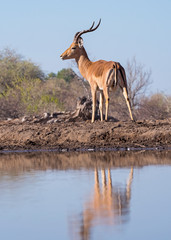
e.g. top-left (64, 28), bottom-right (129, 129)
top-left (60, 19), bottom-right (134, 122)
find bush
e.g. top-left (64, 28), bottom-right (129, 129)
top-left (57, 68), bottom-right (76, 82)
top-left (46, 72), bottom-right (57, 79)
top-left (0, 48), bottom-right (64, 118)
top-left (0, 76), bottom-right (64, 119)
top-left (136, 93), bottom-right (171, 119)
top-left (0, 48), bottom-right (44, 95)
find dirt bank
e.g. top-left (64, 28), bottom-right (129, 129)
top-left (0, 115), bottom-right (170, 152)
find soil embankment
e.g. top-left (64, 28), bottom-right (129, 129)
top-left (0, 116), bottom-right (170, 152)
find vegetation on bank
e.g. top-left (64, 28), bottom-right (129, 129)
top-left (0, 48), bottom-right (170, 120)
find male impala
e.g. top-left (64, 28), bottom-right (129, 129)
top-left (60, 19), bottom-right (134, 122)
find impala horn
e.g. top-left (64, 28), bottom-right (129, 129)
top-left (74, 19), bottom-right (101, 43)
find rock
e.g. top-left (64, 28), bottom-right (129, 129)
top-left (51, 113), bottom-right (59, 118)
top-left (43, 112), bottom-right (51, 119)
top-left (21, 116), bottom-right (28, 122)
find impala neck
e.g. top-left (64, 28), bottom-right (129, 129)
top-left (75, 47), bottom-right (92, 80)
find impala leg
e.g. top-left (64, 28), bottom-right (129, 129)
top-left (122, 87), bottom-right (134, 121)
top-left (105, 99), bottom-right (109, 121)
top-left (99, 91), bottom-right (104, 121)
top-left (91, 90), bottom-right (97, 123)
top-left (103, 87), bottom-right (109, 121)
top-left (126, 167), bottom-right (134, 201)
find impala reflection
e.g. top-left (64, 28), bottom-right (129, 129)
top-left (71, 167), bottom-right (133, 240)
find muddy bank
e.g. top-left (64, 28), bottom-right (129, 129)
top-left (0, 116), bottom-right (170, 152)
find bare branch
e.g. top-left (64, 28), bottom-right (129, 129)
top-left (126, 57), bottom-right (152, 108)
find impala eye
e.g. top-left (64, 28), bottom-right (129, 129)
top-left (71, 47), bottom-right (76, 50)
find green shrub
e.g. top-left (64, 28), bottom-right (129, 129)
top-left (57, 68), bottom-right (75, 82)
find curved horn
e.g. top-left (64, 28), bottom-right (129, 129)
top-left (74, 19), bottom-right (101, 43)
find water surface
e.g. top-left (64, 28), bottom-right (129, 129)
top-left (0, 151), bottom-right (171, 240)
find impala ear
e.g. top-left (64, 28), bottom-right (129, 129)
top-left (78, 37), bottom-right (83, 48)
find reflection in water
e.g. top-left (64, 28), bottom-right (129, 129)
top-left (75, 168), bottom-right (133, 240)
top-left (0, 150), bottom-right (171, 174)
top-left (0, 150), bottom-right (171, 240)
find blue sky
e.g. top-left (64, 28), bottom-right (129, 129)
top-left (1, 0), bottom-right (171, 94)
